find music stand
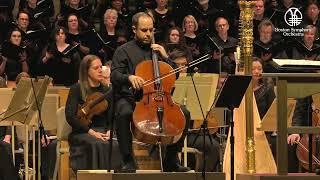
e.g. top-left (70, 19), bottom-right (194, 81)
top-left (172, 73), bottom-right (219, 175)
top-left (0, 76), bottom-right (51, 180)
top-left (172, 73), bottom-right (219, 120)
top-left (214, 75), bottom-right (251, 180)
top-left (1, 76), bottom-right (50, 124)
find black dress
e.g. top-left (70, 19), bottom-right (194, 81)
top-left (40, 44), bottom-right (81, 86)
top-left (65, 83), bottom-right (121, 170)
top-left (254, 81), bottom-right (275, 119)
top-left (254, 80), bottom-right (277, 159)
top-left (1, 41), bottom-right (28, 81)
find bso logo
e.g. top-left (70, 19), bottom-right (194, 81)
top-left (284, 7), bottom-right (302, 27)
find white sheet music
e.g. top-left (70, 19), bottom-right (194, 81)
top-left (273, 58), bottom-right (320, 66)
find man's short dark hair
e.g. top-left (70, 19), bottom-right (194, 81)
top-left (169, 49), bottom-right (192, 63)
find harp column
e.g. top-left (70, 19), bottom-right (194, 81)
top-left (239, 0), bottom-right (256, 174)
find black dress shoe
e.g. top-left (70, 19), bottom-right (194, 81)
top-left (115, 161), bottom-right (137, 173)
top-left (163, 163), bottom-right (192, 172)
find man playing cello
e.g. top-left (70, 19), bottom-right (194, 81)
top-left (111, 12), bottom-right (191, 172)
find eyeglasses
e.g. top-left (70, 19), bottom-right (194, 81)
top-left (216, 24), bottom-right (227, 28)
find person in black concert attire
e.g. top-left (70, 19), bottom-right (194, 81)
top-left (303, 0), bottom-right (320, 37)
top-left (150, 0), bottom-right (175, 43)
top-left (95, 0), bottom-right (132, 39)
top-left (111, 12), bottom-right (191, 172)
top-left (40, 26), bottom-right (81, 86)
top-left (11, 11), bottom-right (48, 77)
top-left (192, 0), bottom-right (222, 35)
top-left (0, 28), bottom-right (29, 82)
top-left (252, 58), bottom-right (275, 120)
top-left (253, 19), bottom-right (285, 73)
top-left (0, 0), bottom-right (14, 45)
top-left (253, 0), bottom-right (267, 40)
top-left (98, 9), bottom-right (120, 63)
top-left (182, 15), bottom-right (201, 60)
top-left (200, 17), bottom-right (238, 74)
top-left (58, 0), bottom-right (92, 26)
top-left (164, 26), bottom-right (192, 62)
top-left (65, 14), bottom-right (91, 58)
top-left (65, 54), bottom-right (121, 171)
top-left (251, 57), bottom-right (310, 172)
top-left (291, 25), bottom-right (320, 61)
top-left (20, 0), bottom-right (55, 29)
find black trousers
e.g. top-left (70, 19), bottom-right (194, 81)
top-left (187, 134), bottom-right (220, 172)
top-left (0, 141), bottom-right (19, 180)
top-left (266, 133), bottom-right (299, 172)
top-left (114, 98), bottom-right (190, 166)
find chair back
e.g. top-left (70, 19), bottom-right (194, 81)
top-left (56, 107), bottom-right (71, 140)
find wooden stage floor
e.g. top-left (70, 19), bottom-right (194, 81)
top-left (77, 170), bottom-right (225, 180)
top-left (77, 171), bottom-right (320, 180)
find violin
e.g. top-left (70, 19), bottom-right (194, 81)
top-left (131, 34), bottom-right (186, 145)
top-left (77, 92), bottom-right (109, 127)
top-left (296, 105), bottom-right (320, 172)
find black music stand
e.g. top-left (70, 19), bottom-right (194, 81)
top-left (214, 75), bottom-right (251, 180)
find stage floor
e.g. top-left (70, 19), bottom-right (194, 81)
top-left (237, 173), bottom-right (320, 180)
top-left (77, 170), bottom-right (225, 180)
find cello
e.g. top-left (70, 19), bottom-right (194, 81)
top-left (296, 101), bottom-right (320, 172)
top-left (131, 35), bottom-right (186, 145)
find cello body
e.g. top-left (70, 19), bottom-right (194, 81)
top-left (296, 94), bottom-right (320, 171)
top-left (132, 60), bottom-right (186, 145)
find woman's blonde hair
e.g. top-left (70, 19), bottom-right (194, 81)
top-left (79, 54), bottom-right (100, 101)
top-left (182, 15), bottom-right (198, 32)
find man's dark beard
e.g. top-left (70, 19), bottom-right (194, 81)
top-left (135, 38), bottom-right (151, 49)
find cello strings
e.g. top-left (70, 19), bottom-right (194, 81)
top-left (142, 54), bottom-right (210, 85)
top-left (142, 54), bottom-right (211, 87)
top-left (296, 141), bottom-right (320, 164)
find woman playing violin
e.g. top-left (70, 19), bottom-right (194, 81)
top-left (65, 54), bottom-right (121, 170)
top-left (111, 12), bottom-right (191, 172)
